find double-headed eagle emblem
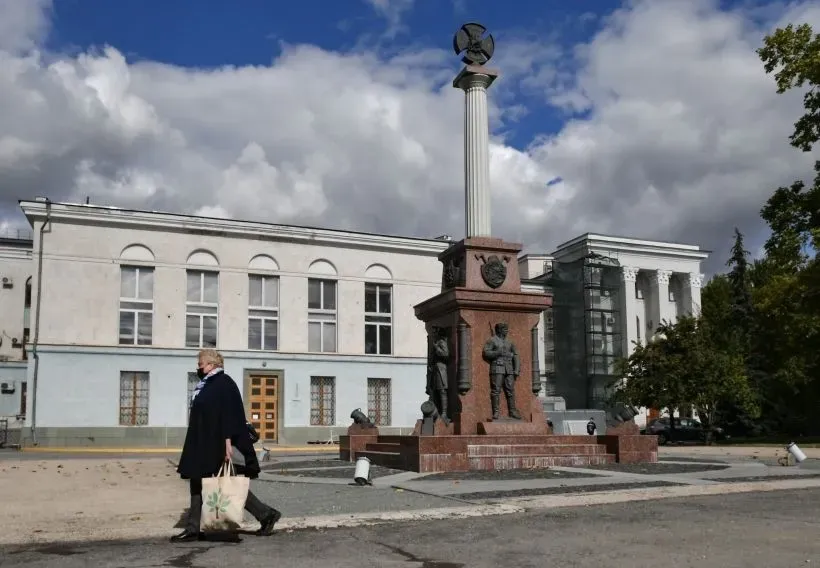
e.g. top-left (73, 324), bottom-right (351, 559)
top-left (452, 22), bottom-right (495, 66)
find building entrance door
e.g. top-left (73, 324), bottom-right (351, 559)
top-left (248, 374), bottom-right (279, 443)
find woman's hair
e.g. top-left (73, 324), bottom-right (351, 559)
top-left (198, 349), bottom-right (224, 368)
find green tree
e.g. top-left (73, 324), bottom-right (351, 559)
top-left (613, 316), bottom-right (758, 439)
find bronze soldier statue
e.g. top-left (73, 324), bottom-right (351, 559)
top-left (426, 327), bottom-right (451, 424)
top-left (482, 322), bottom-right (521, 420)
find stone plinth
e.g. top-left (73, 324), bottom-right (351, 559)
top-left (338, 423), bottom-right (379, 461)
top-left (415, 237), bottom-right (551, 436)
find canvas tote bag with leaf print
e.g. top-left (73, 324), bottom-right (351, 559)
top-left (200, 460), bottom-right (250, 531)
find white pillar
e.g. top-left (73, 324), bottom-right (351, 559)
top-left (649, 270), bottom-right (674, 334)
top-left (619, 266), bottom-right (639, 355)
top-left (682, 272), bottom-right (704, 316)
top-left (454, 65), bottom-right (498, 238)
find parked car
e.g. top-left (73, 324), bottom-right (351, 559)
top-left (641, 417), bottom-right (729, 445)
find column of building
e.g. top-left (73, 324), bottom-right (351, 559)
top-left (681, 272), bottom-right (704, 316)
top-left (618, 266), bottom-right (639, 356)
top-left (648, 269), bottom-right (674, 338)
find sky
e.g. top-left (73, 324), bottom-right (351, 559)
top-left (1, 0), bottom-right (819, 274)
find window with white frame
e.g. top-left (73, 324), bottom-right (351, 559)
top-left (364, 283), bottom-right (392, 355)
top-left (119, 266), bottom-right (154, 345)
top-left (248, 274), bottom-right (279, 350)
top-left (367, 377), bottom-right (391, 425)
top-left (186, 270), bottom-right (218, 348)
top-left (310, 376), bottom-right (335, 425)
top-left (307, 279), bottom-right (336, 352)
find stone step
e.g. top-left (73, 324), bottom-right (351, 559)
top-left (356, 450), bottom-right (405, 469)
top-left (469, 454), bottom-right (615, 470)
top-left (467, 444), bottom-right (607, 457)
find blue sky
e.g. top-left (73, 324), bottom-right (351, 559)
top-left (1, 0), bottom-right (818, 273)
top-left (44, 0), bottom-right (622, 147)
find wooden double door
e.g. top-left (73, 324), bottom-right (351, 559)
top-left (247, 374), bottom-right (279, 443)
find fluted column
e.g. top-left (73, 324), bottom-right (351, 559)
top-left (619, 266), bottom-right (639, 355)
top-left (649, 270), bottom-right (674, 336)
top-left (454, 65), bottom-right (498, 238)
top-left (682, 272), bottom-right (704, 316)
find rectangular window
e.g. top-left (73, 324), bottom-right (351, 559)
top-left (248, 274), bottom-right (279, 350)
top-left (364, 283), bottom-right (392, 355)
top-left (186, 270), bottom-right (219, 348)
top-left (119, 371), bottom-right (149, 426)
top-left (119, 266), bottom-right (154, 345)
top-left (307, 279), bottom-right (336, 352)
top-left (310, 376), bottom-right (335, 425)
top-left (367, 377), bottom-right (391, 425)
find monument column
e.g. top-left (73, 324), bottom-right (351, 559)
top-left (454, 68), bottom-right (497, 237)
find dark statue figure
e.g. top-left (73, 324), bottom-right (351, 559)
top-left (350, 408), bottom-right (374, 427)
top-left (482, 322), bottom-right (521, 420)
top-left (453, 22), bottom-right (495, 66)
top-left (426, 327), bottom-right (451, 424)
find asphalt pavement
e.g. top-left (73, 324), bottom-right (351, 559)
top-left (3, 488), bottom-right (818, 567)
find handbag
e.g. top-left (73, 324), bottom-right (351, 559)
top-left (200, 459), bottom-right (250, 531)
top-left (246, 421), bottom-right (260, 444)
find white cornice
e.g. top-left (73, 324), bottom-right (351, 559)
top-left (19, 201), bottom-right (452, 256)
top-left (552, 233), bottom-right (709, 262)
top-left (0, 246), bottom-right (32, 261)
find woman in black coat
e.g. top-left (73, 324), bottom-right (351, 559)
top-left (172, 349), bottom-right (281, 542)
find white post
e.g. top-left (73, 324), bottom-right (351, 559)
top-left (454, 65), bottom-right (498, 238)
top-left (682, 272), bottom-right (704, 316)
top-left (619, 266), bottom-right (639, 356)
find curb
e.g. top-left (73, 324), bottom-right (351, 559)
top-left (17, 445), bottom-right (339, 454)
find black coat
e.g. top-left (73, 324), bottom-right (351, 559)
top-left (177, 371), bottom-right (261, 480)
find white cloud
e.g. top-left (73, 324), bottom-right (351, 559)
top-left (362, 0), bottom-right (415, 38)
top-left (0, 0), bottom-right (818, 273)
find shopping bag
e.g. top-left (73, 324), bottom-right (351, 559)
top-left (200, 460), bottom-right (250, 531)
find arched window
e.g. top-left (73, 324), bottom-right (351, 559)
top-left (364, 264), bottom-right (393, 355)
top-left (119, 245), bottom-right (155, 346)
top-left (307, 259), bottom-right (337, 352)
top-left (185, 249), bottom-right (219, 348)
top-left (247, 255), bottom-right (280, 351)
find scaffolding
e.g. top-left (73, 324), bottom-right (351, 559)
top-left (546, 253), bottom-right (624, 409)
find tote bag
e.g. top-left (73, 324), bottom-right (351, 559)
top-left (200, 460), bottom-right (250, 531)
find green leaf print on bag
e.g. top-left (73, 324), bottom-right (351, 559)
top-left (205, 488), bottom-right (231, 519)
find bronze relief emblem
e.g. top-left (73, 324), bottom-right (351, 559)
top-left (478, 254), bottom-right (507, 289)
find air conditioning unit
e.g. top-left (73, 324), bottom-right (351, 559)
top-left (0, 382), bottom-right (14, 394)
top-left (1, 276), bottom-right (12, 289)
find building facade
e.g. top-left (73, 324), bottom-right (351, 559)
top-left (2, 200), bottom-right (709, 446)
top-left (0, 230), bottom-right (32, 425)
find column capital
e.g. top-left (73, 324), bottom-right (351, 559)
top-left (453, 64), bottom-right (499, 91)
top-left (685, 272), bottom-right (704, 288)
top-left (619, 266), bottom-right (639, 282)
top-left (651, 269), bottom-right (672, 286)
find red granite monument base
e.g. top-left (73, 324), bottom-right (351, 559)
top-left (338, 236), bottom-right (657, 472)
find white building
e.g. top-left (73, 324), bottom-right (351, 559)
top-left (0, 230), bottom-right (32, 425)
top-left (0, 199), bottom-right (708, 446)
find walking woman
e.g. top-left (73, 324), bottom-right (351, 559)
top-left (172, 349), bottom-right (282, 542)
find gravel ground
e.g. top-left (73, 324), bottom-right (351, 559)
top-left (580, 462), bottom-right (730, 474)
top-left (453, 480), bottom-right (684, 502)
top-left (414, 468), bottom-right (603, 482)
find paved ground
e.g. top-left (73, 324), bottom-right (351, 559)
top-left (3, 444), bottom-right (820, 549)
top-left (2, 489), bottom-right (819, 567)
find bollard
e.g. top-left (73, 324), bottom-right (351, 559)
top-left (786, 442), bottom-right (807, 463)
top-left (354, 456), bottom-right (372, 485)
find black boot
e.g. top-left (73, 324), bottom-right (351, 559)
top-left (491, 395), bottom-right (500, 420)
top-left (439, 391), bottom-right (450, 424)
top-left (170, 495), bottom-right (203, 542)
top-left (245, 490), bottom-right (282, 536)
top-left (507, 395), bottom-right (521, 420)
